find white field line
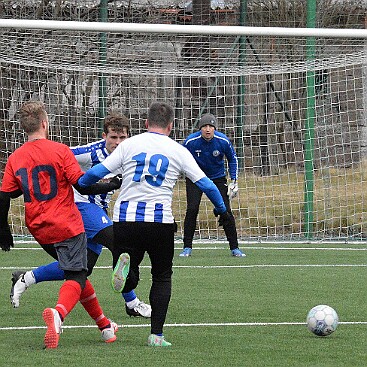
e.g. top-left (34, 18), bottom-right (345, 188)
top-left (8, 246), bottom-right (367, 251)
top-left (1, 246), bottom-right (366, 331)
top-left (3, 245), bottom-right (366, 270)
top-left (1, 264), bottom-right (367, 271)
top-left (1, 321), bottom-right (367, 332)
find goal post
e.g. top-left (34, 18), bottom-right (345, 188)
top-left (1, 19), bottom-right (367, 243)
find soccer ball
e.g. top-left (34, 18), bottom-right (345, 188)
top-left (306, 304), bottom-right (339, 336)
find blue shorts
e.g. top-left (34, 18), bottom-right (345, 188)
top-left (76, 202), bottom-right (113, 256)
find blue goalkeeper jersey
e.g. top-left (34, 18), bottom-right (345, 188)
top-left (183, 131), bottom-right (238, 181)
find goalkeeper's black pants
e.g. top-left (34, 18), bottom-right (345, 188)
top-left (112, 221), bottom-right (175, 336)
top-left (183, 176), bottom-right (239, 250)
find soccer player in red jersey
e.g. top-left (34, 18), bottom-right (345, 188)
top-left (0, 101), bottom-right (121, 349)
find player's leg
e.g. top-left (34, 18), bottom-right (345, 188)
top-left (112, 222), bottom-right (145, 297)
top-left (42, 233), bottom-right (117, 347)
top-left (79, 278), bottom-right (117, 343)
top-left (113, 221), bottom-right (173, 346)
top-left (87, 205), bottom-right (151, 318)
top-left (214, 177), bottom-right (246, 257)
top-left (146, 222), bottom-right (175, 346)
top-left (10, 244), bottom-right (63, 308)
top-left (123, 289), bottom-right (151, 318)
top-left (42, 233), bottom-right (88, 349)
top-left (10, 245), bottom-right (100, 308)
top-left (181, 177), bottom-right (203, 256)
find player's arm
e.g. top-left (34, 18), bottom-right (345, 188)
top-left (73, 173), bottom-right (122, 194)
top-left (0, 190), bottom-right (17, 251)
top-left (63, 143), bottom-right (119, 193)
top-left (225, 140), bottom-right (238, 181)
top-left (77, 163), bottom-right (112, 188)
top-left (194, 177), bottom-right (226, 214)
top-left (194, 177), bottom-right (233, 226)
top-left (225, 141), bottom-right (239, 199)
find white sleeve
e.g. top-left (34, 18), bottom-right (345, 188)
top-left (101, 144), bottom-right (124, 174)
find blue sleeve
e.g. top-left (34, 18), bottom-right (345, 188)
top-left (78, 163), bottom-right (111, 187)
top-left (225, 141), bottom-right (238, 181)
top-left (195, 177), bottom-right (226, 214)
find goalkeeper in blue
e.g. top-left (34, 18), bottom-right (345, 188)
top-left (10, 113), bottom-right (151, 318)
top-left (77, 102), bottom-right (233, 347)
top-left (179, 113), bottom-right (245, 257)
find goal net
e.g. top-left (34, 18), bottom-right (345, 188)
top-left (1, 19), bottom-right (367, 243)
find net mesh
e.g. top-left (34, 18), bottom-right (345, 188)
top-left (1, 0), bottom-right (367, 242)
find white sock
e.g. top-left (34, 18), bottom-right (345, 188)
top-left (126, 297), bottom-right (140, 309)
top-left (24, 271), bottom-right (36, 287)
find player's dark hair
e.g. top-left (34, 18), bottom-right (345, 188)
top-left (103, 112), bottom-right (130, 136)
top-left (19, 101), bottom-right (47, 134)
top-left (147, 102), bottom-right (174, 128)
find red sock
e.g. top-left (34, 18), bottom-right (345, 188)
top-left (80, 279), bottom-right (110, 330)
top-left (55, 280), bottom-right (82, 320)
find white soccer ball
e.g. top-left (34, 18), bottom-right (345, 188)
top-left (306, 304), bottom-right (339, 336)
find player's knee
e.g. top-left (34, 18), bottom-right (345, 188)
top-left (152, 268), bottom-right (172, 283)
top-left (86, 250), bottom-right (99, 277)
top-left (64, 270), bottom-right (87, 289)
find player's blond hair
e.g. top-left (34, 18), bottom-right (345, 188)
top-left (19, 101), bottom-right (47, 134)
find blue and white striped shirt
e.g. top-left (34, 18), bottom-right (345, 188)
top-left (78, 132), bottom-right (226, 223)
top-left (71, 139), bottom-right (111, 210)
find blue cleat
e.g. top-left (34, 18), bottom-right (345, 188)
top-left (179, 247), bottom-right (192, 257)
top-left (231, 248), bottom-right (246, 257)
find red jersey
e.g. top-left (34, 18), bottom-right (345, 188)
top-left (1, 139), bottom-right (85, 244)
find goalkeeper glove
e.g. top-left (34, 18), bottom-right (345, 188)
top-left (227, 180), bottom-right (238, 200)
top-left (0, 225), bottom-right (14, 252)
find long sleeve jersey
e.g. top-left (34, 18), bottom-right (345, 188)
top-left (183, 130), bottom-right (238, 181)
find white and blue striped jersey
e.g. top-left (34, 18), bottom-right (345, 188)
top-left (71, 139), bottom-right (112, 210)
top-left (99, 132), bottom-right (207, 223)
top-left (184, 130), bottom-right (238, 181)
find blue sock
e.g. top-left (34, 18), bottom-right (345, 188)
top-left (32, 261), bottom-right (65, 283)
top-left (122, 289), bottom-right (137, 302)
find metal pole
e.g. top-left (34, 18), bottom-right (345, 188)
top-left (98, 0), bottom-right (108, 130)
top-left (236, 0), bottom-right (247, 172)
top-left (304, 0), bottom-right (317, 239)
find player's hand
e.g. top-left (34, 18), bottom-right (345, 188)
top-left (0, 225), bottom-right (14, 251)
top-left (109, 174), bottom-right (123, 190)
top-left (227, 180), bottom-right (238, 200)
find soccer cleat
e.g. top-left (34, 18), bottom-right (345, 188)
top-left (147, 334), bottom-right (172, 347)
top-left (10, 270), bottom-right (27, 308)
top-left (231, 248), bottom-right (246, 257)
top-left (125, 301), bottom-right (152, 318)
top-left (179, 247), bottom-right (192, 257)
top-left (112, 253), bottom-right (130, 293)
top-left (101, 320), bottom-right (118, 343)
top-left (42, 308), bottom-right (62, 349)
